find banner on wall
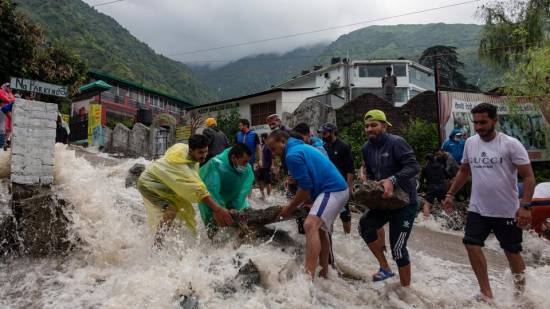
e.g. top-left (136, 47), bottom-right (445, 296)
top-left (88, 104), bottom-right (103, 147)
top-left (439, 91), bottom-right (550, 161)
top-left (175, 125), bottom-right (191, 142)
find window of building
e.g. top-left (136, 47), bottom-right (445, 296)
top-left (393, 64), bottom-right (407, 77)
top-left (409, 67), bottom-right (435, 90)
top-left (358, 64), bottom-right (389, 78)
top-left (250, 101), bottom-right (276, 126)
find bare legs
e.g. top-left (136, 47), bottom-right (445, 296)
top-left (304, 215), bottom-right (331, 279)
top-left (466, 244), bottom-right (526, 299)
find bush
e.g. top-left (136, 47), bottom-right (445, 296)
top-left (216, 108), bottom-right (240, 144)
top-left (339, 120), bottom-right (365, 169)
top-left (402, 119), bottom-right (439, 164)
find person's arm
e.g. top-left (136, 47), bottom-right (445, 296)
top-left (255, 135), bottom-right (262, 167)
top-left (442, 163), bottom-right (471, 212)
top-left (343, 143), bottom-right (355, 194)
top-left (201, 195), bottom-right (233, 227)
top-left (511, 135), bottom-right (536, 226)
top-left (280, 188), bottom-right (310, 218)
top-left (394, 139), bottom-right (421, 180)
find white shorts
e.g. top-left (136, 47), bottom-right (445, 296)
top-left (309, 188), bottom-right (349, 232)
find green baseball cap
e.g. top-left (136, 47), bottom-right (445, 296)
top-left (364, 109), bottom-right (392, 126)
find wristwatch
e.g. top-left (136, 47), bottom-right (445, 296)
top-left (388, 176), bottom-right (398, 185)
top-left (520, 201), bottom-right (532, 210)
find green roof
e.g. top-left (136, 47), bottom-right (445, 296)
top-left (79, 80), bottom-right (112, 93)
top-left (88, 69), bottom-right (194, 107)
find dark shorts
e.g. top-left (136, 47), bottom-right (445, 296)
top-left (463, 211), bottom-right (523, 253)
top-left (359, 202), bottom-right (418, 267)
top-left (256, 168), bottom-right (271, 183)
top-left (425, 184), bottom-right (446, 204)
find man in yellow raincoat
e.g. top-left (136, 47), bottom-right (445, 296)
top-left (137, 134), bottom-right (233, 245)
top-left (198, 143), bottom-right (254, 236)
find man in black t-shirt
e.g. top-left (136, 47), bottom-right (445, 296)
top-left (319, 123), bottom-right (355, 234)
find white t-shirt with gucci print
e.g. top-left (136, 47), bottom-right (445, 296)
top-left (462, 132), bottom-right (530, 218)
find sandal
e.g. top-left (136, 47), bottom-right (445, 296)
top-left (372, 267), bottom-right (395, 282)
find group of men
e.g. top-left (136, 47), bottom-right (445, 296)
top-left (137, 103), bottom-right (547, 301)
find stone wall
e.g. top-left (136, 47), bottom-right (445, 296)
top-left (129, 123), bottom-right (150, 158)
top-left (11, 99), bottom-right (57, 185)
top-left (336, 91), bottom-right (437, 136)
top-left (111, 123), bottom-right (131, 155)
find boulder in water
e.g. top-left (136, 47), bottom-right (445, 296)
top-left (125, 163), bottom-right (145, 188)
top-left (237, 205), bottom-right (307, 227)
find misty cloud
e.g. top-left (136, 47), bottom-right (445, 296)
top-left (84, 0), bottom-right (481, 64)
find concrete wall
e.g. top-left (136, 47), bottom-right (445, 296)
top-left (129, 123), bottom-right (150, 158)
top-left (11, 99), bottom-right (57, 185)
top-left (111, 123), bottom-right (131, 155)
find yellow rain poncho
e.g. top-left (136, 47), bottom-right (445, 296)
top-left (137, 143), bottom-right (210, 232)
top-left (198, 147), bottom-right (254, 228)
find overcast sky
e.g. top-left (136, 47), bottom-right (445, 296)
top-left (84, 0), bottom-right (483, 65)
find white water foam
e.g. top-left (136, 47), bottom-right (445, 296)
top-left (0, 145), bottom-right (549, 308)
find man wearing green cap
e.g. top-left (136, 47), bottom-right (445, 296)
top-left (358, 109), bottom-right (420, 287)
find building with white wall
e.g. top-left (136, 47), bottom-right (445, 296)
top-left (277, 59), bottom-right (435, 106)
top-left (184, 87), bottom-right (316, 134)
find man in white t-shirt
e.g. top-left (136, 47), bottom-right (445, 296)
top-left (443, 103), bottom-right (535, 300)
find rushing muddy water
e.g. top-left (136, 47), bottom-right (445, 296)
top-left (1, 145), bottom-right (550, 308)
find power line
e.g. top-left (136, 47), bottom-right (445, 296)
top-left (92, 0), bottom-right (125, 8)
top-left (167, 0), bottom-right (482, 57)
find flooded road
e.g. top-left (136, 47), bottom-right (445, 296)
top-left (1, 145), bottom-right (549, 308)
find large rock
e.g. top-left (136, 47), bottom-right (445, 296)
top-left (129, 123), bottom-right (150, 158)
top-left (125, 163), bottom-right (145, 188)
top-left (237, 205), bottom-right (307, 227)
top-left (111, 123), bottom-right (131, 155)
top-left (10, 184), bottom-right (72, 256)
top-left (103, 126), bottom-right (113, 152)
top-left (353, 180), bottom-right (410, 211)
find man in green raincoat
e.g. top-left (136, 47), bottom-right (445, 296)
top-left (199, 143), bottom-right (254, 235)
top-left (137, 134), bottom-right (233, 246)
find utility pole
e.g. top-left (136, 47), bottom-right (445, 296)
top-left (434, 55), bottom-right (443, 145)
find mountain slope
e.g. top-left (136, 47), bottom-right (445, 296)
top-left (15, 0), bottom-right (216, 105)
top-left (193, 24), bottom-right (501, 99)
top-left (190, 43), bottom-right (329, 99)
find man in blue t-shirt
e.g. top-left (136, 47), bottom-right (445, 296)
top-left (267, 130), bottom-right (349, 279)
top-left (235, 119), bottom-right (261, 165)
top-left (442, 128), bottom-right (465, 164)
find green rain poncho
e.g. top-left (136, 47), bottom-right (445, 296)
top-left (198, 147), bottom-right (254, 228)
top-left (137, 143), bottom-right (210, 233)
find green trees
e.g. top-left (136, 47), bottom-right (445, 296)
top-left (419, 45), bottom-right (479, 91)
top-left (216, 108), bottom-right (241, 144)
top-left (402, 119), bottom-right (439, 164)
top-left (0, 0), bottom-right (87, 96)
top-left (478, 0), bottom-right (549, 68)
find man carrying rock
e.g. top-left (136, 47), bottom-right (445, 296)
top-left (359, 109), bottom-right (420, 286)
top-left (443, 103), bottom-right (535, 300)
top-left (198, 143), bottom-right (254, 238)
top-left (137, 134), bottom-right (233, 246)
top-left (267, 130), bottom-right (348, 279)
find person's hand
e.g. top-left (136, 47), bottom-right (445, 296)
top-left (258, 161), bottom-right (263, 169)
top-left (379, 179), bottom-right (394, 199)
top-left (213, 207), bottom-right (233, 227)
top-left (358, 171), bottom-right (366, 183)
top-left (442, 195), bottom-right (454, 214)
top-left (515, 207), bottom-right (532, 228)
top-left (349, 186), bottom-right (354, 200)
top-left (279, 205), bottom-right (293, 219)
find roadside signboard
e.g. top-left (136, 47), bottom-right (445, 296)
top-left (439, 91), bottom-right (550, 161)
top-left (10, 77), bottom-right (68, 97)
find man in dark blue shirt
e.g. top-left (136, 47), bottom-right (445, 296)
top-left (359, 109), bottom-right (420, 287)
top-left (319, 122), bottom-right (355, 234)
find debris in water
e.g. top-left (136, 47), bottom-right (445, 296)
top-left (125, 163), bottom-right (145, 188)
